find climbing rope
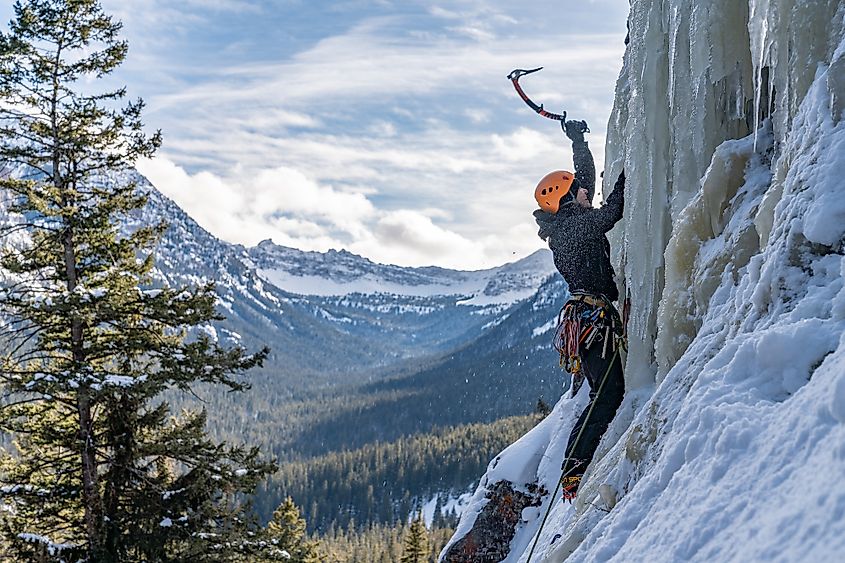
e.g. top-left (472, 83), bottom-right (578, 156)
top-left (525, 345), bottom-right (621, 563)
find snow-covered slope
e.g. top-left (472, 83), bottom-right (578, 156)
top-left (445, 1), bottom-right (845, 561)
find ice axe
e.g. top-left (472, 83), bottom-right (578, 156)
top-left (507, 67), bottom-right (567, 121)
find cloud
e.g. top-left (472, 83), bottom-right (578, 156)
top-left (147, 28), bottom-right (623, 119)
top-left (137, 157), bottom-right (499, 269)
top-left (137, 157), bottom-right (378, 239)
top-left (363, 210), bottom-right (481, 266)
top-left (0, 0), bottom-right (629, 269)
top-left (233, 109), bottom-right (321, 130)
top-left (429, 4), bottom-right (517, 27)
top-left (108, 0), bottom-right (261, 24)
top-left (135, 157), bottom-right (248, 242)
top-left (448, 25), bottom-right (495, 42)
top-left (368, 120), bottom-right (398, 137)
top-left (465, 108), bottom-right (491, 124)
top-left (179, 0), bottom-right (261, 12)
top-left (252, 167), bottom-right (375, 221)
top-left (492, 128), bottom-right (555, 162)
top-left (428, 6), bottom-right (462, 20)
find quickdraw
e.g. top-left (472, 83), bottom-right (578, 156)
top-left (507, 67), bottom-right (567, 121)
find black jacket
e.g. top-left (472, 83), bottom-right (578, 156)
top-left (572, 139), bottom-right (596, 204)
top-left (564, 120), bottom-right (596, 204)
top-left (534, 173), bottom-right (625, 302)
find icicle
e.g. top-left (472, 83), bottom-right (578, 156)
top-left (748, 0), bottom-right (771, 151)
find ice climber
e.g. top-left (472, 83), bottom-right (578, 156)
top-left (533, 120), bottom-right (627, 502)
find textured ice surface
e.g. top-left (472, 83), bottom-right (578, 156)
top-left (446, 1), bottom-right (845, 562)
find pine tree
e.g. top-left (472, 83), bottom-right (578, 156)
top-left (260, 497), bottom-right (321, 562)
top-left (0, 1), bottom-right (275, 560)
top-left (401, 513), bottom-right (430, 563)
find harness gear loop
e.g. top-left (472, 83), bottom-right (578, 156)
top-left (507, 67), bottom-right (567, 121)
top-left (553, 292), bottom-right (623, 396)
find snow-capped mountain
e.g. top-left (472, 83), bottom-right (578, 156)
top-left (248, 238), bottom-right (553, 306)
top-left (444, 1), bottom-right (845, 562)
top-left (142, 182), bottom-right (556, 387)
top-left (2, 166), bottom-right (557, 393)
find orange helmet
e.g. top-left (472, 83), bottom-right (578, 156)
top-left (534, 170), bottom-right (575, 213)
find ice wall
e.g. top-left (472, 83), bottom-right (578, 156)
top-left (534, 0), bottom-right (845, 559)
top-left (442, 1), bottom-right (845, 562)
top-left (607, 0), bottom-right (843, 384)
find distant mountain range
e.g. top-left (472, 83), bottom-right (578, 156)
top-left (115, 170), bottom-right (562, 396)
top-left (1, 164), bottom-right (568, 415)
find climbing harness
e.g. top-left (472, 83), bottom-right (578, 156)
top-left (525, 346), bottom-right (621, 563)
top-left (552, 292), bottom-right (624, 397)
top-left (507, 67), bottom-right (567, 121)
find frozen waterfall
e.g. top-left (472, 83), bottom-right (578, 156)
top-left (442, 1), bottom-right (845, 561)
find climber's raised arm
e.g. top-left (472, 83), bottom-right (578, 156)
top-left (563, 120), bottom-right (596, 204)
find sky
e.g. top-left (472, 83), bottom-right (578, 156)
top-left (1, 1), bottom-right (629, 270)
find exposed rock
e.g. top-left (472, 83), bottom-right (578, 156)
top-left (441, 480), bottom-right (545, 563)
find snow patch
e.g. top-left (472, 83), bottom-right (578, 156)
top-left (532, 317), bottom-right (557, 337)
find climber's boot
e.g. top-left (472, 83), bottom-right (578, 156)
top-left (561, 475), bottom-right (581, 503)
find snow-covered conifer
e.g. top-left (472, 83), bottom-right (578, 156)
top-left (0, 1), bottom-right (275, 560)
top-left (260, 497), bottom-right (321, 562)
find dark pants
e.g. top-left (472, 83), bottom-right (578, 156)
top-left (562, 337), bottom-right (624, 477)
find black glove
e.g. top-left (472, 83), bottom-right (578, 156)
top-left (563, 120), bottom-right (589, 142)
